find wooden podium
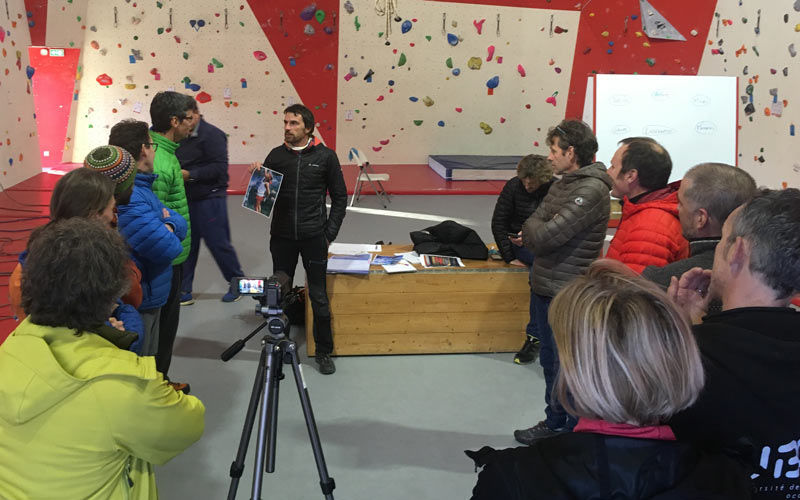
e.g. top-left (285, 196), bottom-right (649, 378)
top-left (305, 245), bottom-right (529, 356)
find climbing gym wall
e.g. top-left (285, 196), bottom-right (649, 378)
top-left (0, 0), bottom-right (41, 188)
top-left (698, 1), bottom-right (800, 189)
top-left (336, 1), bottom-right (579, 163)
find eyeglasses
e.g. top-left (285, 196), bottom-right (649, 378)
top-left (145, 142), bottom-right (159, 151)
top-left (554, 125), bottom-right (568, 137)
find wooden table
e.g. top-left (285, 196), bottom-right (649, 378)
top-left (305, 245), bottom-right (530, 356)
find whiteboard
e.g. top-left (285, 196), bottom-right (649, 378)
top-left (591, 74), bottom-right (738, 183)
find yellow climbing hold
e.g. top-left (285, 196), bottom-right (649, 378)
top-left (635, 31), bottom-right (643, 37)
top-left (601, 30), bottom-right (609, 37)
top-left (124, 83), bottom-right (136, 89)
top-left (422, 96), bottom-right (434, 107)
top-left (468, 57), bottom-right (482, 70)
top-left (479, 122), bottom-right (493, 134)
top-left (643, 42), bottom-right (651, 48)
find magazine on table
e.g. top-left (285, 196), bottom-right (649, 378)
top-left (242, 167), bottom-right (283, 218)
top-left (420, 254), bottom-right (465, 268)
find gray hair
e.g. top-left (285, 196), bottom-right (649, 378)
top-left (726, 188), bottom-right (800, 299)
top-left (683, 163), bottom-right (756, 227)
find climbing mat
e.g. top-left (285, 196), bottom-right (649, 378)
top-left (428, 155), bottom-right (521, 181)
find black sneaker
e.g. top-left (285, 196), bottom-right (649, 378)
top-left (316, 353), bottom-right (336, 375)
top-left (513, 420), bottom-right (567, 445)
top-left (514, 336), bottom-right (541, 365)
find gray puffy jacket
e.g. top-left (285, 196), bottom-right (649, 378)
top-left (522, 162), bottom-right (612, 297)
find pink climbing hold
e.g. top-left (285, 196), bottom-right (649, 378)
top-left (379, 139), bottom-right (390, 145)
top-left (372, 146), bottom-right (382, 152)
top-left (496, 56), bottom-right (503, 64)
top-left (253, 50), bottom-right (267, 61)
top-left (196, 91), bottom-right (212, 103)
top-left (545, 96), bottom-right (557, 106)
top-left (499, 117), bottom-right (506, 123)
top-left (486, 45), bottom-right (495, 62)
top-left (96, 73), bottom-right (113, 86)
top-left (455, 107), bottom-right (463, 113)
top-left (344, 73), bottom-right (353, 81)
top-left (517, 64), bottom-right (526, 77)
top-left (473, 18), bottom-right (486, 35)
top-left (376, 95), bottom-right (384, 101)
top-left (207, 64), bottom-right (214, 73)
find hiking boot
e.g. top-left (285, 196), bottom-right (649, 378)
top-left (168, 381), bottom-right (191, 394)
top-left (222, 291), bottom-right (241, 303)
top-left (180, 292), bottom-right (195, 306)
top-left (514, 336), bottom-right (541, 365)
top-left (316, 353), bottom-right (336, 375)
top-left (513, 420), bottom-right (567, 445)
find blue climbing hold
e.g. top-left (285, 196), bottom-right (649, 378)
top-left (25, 65), bottom-right (34, 79)
top-left (437, 121), bottom-right (445, 127)
top-left (409, 96), bottom-right (419, 102)
top-left (486, 75), bottom-right (499, 89)
top-left (388, 80), bottom-right (395, 86)
top-left (401, 20), bottom-right (412, 34)
top-left (452, 68), bottom-right (460, 76)
top-left (447, 33), bottom-right (458, 46)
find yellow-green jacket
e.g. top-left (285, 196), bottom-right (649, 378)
top-left (0, 319), bottom-right (205, 499)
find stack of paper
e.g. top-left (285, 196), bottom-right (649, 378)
top-left (328, 243), bottom-right (382, 255)
top-left (327, 253), bottom-right (373, 274)
top-left (382, 261), bottom-right (417, 274)
top-left (420, 254), bottom-right (465, 268)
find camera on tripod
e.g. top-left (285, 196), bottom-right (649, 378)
top-left (231, 272), bottom-right (291, 337)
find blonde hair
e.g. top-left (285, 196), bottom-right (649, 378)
top-left (516, 154), bottom-right (553, 185)
top-left (550, 260), bottom-right (704, 426)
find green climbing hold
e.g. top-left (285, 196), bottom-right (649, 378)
top-left (398, 53), bottom-right (407, 66)
top-left (157, 27), bottom-right (164, 34)
top-left (355, 16), bottom-right (361, 31)
top-left (425, 35), bottom-right (432, 41)
top-left (77, 16), bottom-right (81, 22)
top-left (413, 120), bottom-right (423, 126)
top-left (212, 58), bottom-right (224, 68)
top-left (156, 1), bottom-right (163, 7)
top-left (378, 32), bottom-right (384, 38)
top-left (315, 10), bottom-right (325, 24)
top-left (446, 57), bottom-right (453, 68)
top-left (183, 52), bottom-right (189, 60)
top-left (645, 57), bottom-right (655, 66)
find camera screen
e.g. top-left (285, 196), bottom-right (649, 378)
top-left (238, 278), bottom-right (264, 295)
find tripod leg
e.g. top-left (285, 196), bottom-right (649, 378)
top-left (284, 341), bottom-right (336, 500)
top-left (251, 342), bottom-right (279, 500)
top-left (226, 348), bottom-right (267, 500)
top-left (265, 350), bottom-right (283, 473)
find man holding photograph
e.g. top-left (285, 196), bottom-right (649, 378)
top-left (249, 104), bottom-right (347, 374)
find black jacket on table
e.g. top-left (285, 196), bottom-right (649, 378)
top-left (263, 141), bottom-right (347, 242)
top-left (490, 177), bottom-right (553, 262)
top-left (669, 307), bottom-right (800, 499)
top-left (468, 432), bottom-right (751, 499)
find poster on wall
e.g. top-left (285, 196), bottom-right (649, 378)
top-left (242, 167), bottom-right (283, 218)
top-left (590, 74), bottom-right (738, 183)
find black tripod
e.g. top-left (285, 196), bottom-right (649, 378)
top-left (222, 322), bottom-right (335, 500)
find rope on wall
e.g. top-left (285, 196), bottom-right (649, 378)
top-left (375, 0), bottom-right (400, 46)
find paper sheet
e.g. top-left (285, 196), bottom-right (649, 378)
top-left (328, 243), bottom-right (382, 255)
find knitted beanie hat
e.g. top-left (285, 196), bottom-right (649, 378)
top-left (83, 145), bottom-right (136, 195)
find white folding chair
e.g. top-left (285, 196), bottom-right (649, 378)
top-left (348, 147), bottom-right (390, 208)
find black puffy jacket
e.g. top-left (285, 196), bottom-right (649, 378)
top-left (490, 177), bottom-right (552, 262)
top-left (264, 141), bottom-right (347, 242)
top-left (468, 432), bottom-right (751, 500)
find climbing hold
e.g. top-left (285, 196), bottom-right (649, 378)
top-left (455, 107), bottom-right (463, 113)
top-left (96, 73), bottom-right (113, 86)
top-left (379, 139), bottom-right (390, 145)
top-left (344, 1), bottom-right (354, 14)
top-left (25, 65), bottom-right (34, 79)
top-left (315, 10), bottom-right (325, 24)
top-left (446, 57), bottom-right (453, 68)
top-left (304, 23), bottom-right (315, 35)
top-left (196, 91), bottom-right (212, 103)
top-left (300, 4), bottom-right (315, 21)
top-left (364, 69), bottom-right (374, 81)
top-left (422, 96), bottom-right (434, 107)
top-left (211, 58), bottom-right (224, 68)
top-left (447, 33), bottom-right (458, 46)
top-left (437, 121), bottom-right (445, 127)
top-left (452, 68), bottom-right (460, 76)
top-left (545, 95), bottom-right (557, 106)
top-left (253, 51), bottom-right (267, 61)
top-left (486, 45), bottom-right (495, 61)
top-left (398, 53), bottom-right (407, 66)
top-left (425, 35), bottom-right (432, 41)
top-left (479, 122), bottom-right (493, 134)
top-left (413, 120), bottom-right (423, 126)
top-left (499, 117), bottom-right (506, 124)
top-left (645, 58), bottom-right (655, 66)
top-left (468, 57), bottom-right (482, 70)
top-left (690, 29), bottom-right (698, 36)
top-left (401, 20), bottom-right (412, 33)
top-left (517, 64), bottom-right (526, 77)
top-left (473, 19), bottom-right (485, 34)
top-left (601, 30), bottom-right (609, 37)
top-left (183, 52), bottom-right (189, 60)
top-left (409, 96), bottom-right (419, 102)
top-left (553, 26), bottom-right (566, 34)
top-left (486, 76), bottom-right (499, 95)
top-left (790, 44), bottom-right (797, 57)
top-left (354, 16), bottom-right (361, 31)
top-left (90, 40), bottom-right (100, 50)
top-left (376, 95), bottom-right (384, 101)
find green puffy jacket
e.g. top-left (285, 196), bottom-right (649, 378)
top-left (150, 130), bottom-right (191, 265)
top-left (0, 319), bottom-right (205, 499)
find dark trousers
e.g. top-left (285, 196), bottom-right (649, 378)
top-left (156, 265), bottom-right (182, 376)
top-left (533, 292), bottom-right (576, 431)
top-left (270, 234), bottom-right (333, 354)
top-left (181, 196), bottom-right (244, 293)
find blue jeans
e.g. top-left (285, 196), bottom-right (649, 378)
top-left (533, 292), bottom-right (577, 431)
top-left (511, 244), bottom-right (534, 266)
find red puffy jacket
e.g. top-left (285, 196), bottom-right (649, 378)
top-left (606, 182), bottom-right (689, 274)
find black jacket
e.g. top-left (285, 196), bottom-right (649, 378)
top-left (641, 238), bottom-right (720, 290)
top-left (264, 141), bottom-right (347, 242)
top-left (410, 220), bottom-right (488, 260)
top-left (176, 118), bottom-right (229, 201)
top-left (491, 177), bottom-right (552, 262)
top-left (669, 307), bottom-right (800, 498)
top-left (468, 433), bottom-right (751, 499)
